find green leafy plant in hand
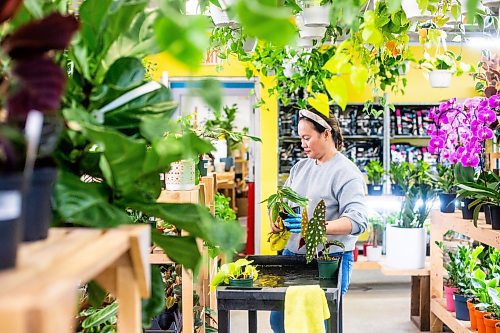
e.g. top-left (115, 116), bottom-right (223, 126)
top-left (262, 186), bottom-right (309, 251)
top-left (365, 160), bottom-right (384, 185)
top-left (210, 258), bottom-right (259, 290)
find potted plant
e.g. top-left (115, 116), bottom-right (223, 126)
top-left (484, 287), bottom-right (500, 333)
top-left (457, 171), bottom-right (500, 228)
top-left (473, 52), bottom-right (500, 98)
top-left (303, 199), bottom-right (345, 279)
top-left (429, 164), bottom-right (457, 213)
top-left (418, 50), bottom-right (471, 88)
top-left (209, 0), bottom-right (238, 28)
top-left (365, 213), bottom-right (383, 262)
top-left (386, 165), bottom-right (436, 269)
top-left (389, 161), bottom-right (410, 196)
top-left (365, 160), bottom-right (384, 196)
top-left (470, 268), bottom-right (499, 333)
top-left (299, 0), bottom-right (332, 27)
top-left (210, 258), bottom-right (259, 289)
top-left (436, 242), bottom-right (461, 312)
top-left (261, 186), bottom-right (309, 252)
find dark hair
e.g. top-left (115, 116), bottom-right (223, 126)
top-left (299, 110), bottom-right (344, 151)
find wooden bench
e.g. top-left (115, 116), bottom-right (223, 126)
top-left (380, 262), bottom-right (431, 331)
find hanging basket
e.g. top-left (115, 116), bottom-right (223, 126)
top-left (164, 160), bottom-right (196, 191)
top-left (401, 0), bottom-right (432, 21)
top-left (296, 14), bottom-right (326, 39)
top-left (296, 37), bottom-right (314, 48)
top-left (301, 4), bottom-right (331, 27)
top-left (209, 3), bottom-right (238, 28)
top-left (429, 70), bottom-right (452, 88)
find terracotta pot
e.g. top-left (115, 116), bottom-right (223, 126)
top-left (484, 314), bottom-right (500, 333)
top-left (495, 322), bottom-right (500, 333)
top-left (467, 299), bottom-right (478, 330)
top-left (444, 285), bottom-right (458, 312)
top-left (476, 310), bottom-right (492, 333)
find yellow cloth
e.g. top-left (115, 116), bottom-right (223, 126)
top-left (284, 285), bottom-right (331, 333)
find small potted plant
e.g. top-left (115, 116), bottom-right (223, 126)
top-left (210, 258), bottom-right (259, 289)
top-left (389, 162), bottom-right (409, 196)
top-left (436, 241), bottom-right (461, 312)
top-left (484, 287), bottom-right (500, 333)
top-left (418, 50), bottom-right (471, 88)
top-left (304, 200), bottom-right (345, 280)
top-left (261, 186), bottom-right (309, 252)
top-left (470, 268), bottom-right (498, 332)
top-left (365, 213), bottom-right (383, 262)
top-left (429, 164), bottom-right (457, 213)
top-left (365, 160), bottom-right (384, 196)
top-left (299, 0), bottom-right (332, 27)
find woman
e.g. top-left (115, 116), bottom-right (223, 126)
top-left (269, 109), bottom-right (368, 333)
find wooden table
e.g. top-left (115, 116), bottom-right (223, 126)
top-left (0, 226), bottom-right (150, 333)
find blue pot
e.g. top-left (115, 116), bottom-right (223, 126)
top-left (454, 293), bottom-right (471, 321)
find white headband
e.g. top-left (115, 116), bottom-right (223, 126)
top-left (299, 109), bottom-right (332, 131)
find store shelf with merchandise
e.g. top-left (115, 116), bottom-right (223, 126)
top-left (429, 211), bottom-right (500, 333)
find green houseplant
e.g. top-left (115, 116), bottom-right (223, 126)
top-left (389, 161), bottom-right (410, 196)
top-left (262, 186), bottom-right (309, 252)
top-left (418, 50), bottom-right (472, 88)
top-left (365, 160), bottom-right (384, 196)
top-left (365, 213), bottom-right (383, 262)
top-left (303, 199), bottom-right (345, 279)
top-left (210, 258), bottom-right (259, 289)
top-left (436, 241), bottom-right (461, 312)
top-left (429, 164), bottom-right (457, 213)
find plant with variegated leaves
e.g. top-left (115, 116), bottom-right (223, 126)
top-left (304, 200), bottom-right (345, 263)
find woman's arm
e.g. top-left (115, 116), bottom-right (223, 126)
top-left (325, 216), bottom-right (353, 235)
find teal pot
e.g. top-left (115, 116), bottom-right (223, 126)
top-left (367, 184), bottom-right (383, 196)
top-left (229, 278), bottom-right (254, 288)
top-left (317, 258), bottom-right (340, 280)
top-left (0, 174), bottom-right (23, 270)
top-left (453, 293), bottom-right (471, 321)
top-left (23, 168), bottom-right (57, 242)
top-left (439, 193), bottom-right (456, 213)
top-left (391, 184), bottom-right (405, 196)
top-left (489, 205), bottom-right (500, 230)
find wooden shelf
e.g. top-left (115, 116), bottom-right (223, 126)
top-left (0, 226), bottom-right (150, 333)
top-left (430, 210), bottom-right (500, 332)
top-left (430, 211), bottom-right (500, 248)
top-left (353, 255), bottom-right (381, 270)
top-left (431, 299), bottom-right (473, 333)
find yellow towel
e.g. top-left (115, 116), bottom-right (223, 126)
top-left (284, 285), bottom-right (331, 333)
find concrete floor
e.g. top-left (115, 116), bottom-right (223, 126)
top-left (229, 269), bottom-right (428, 333)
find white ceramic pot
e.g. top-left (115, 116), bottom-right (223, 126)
top-left (401, 0), bottom-right (432, 21)
top-left (296, 37), bottom-right (314, 48)
top-left (296, 14), bottom-right (326, 39)
top-left (302, 4), bottom-right (331, 27)
top-left (365, 246), bottom-right (383, 262)
top-left (429, 70), bottom-right (452, 88)
top-left (164, 160), bottom-right (196, 191)
top-left (481, 0), bottom-right (500, 8)
top-left (209, 3), bottom-right (238, 27)
top-left (397, 61), bottom-right (410, 76)
top-left (386, 225), bottom-right (426, 269)
top-left (243, 37), bottom-right (258, 53)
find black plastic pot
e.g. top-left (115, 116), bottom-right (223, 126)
top-left (391, 184), bottom-right (405, 196)
top-left (23, 168), bottom-right (58, 242)
top-left (454, 293), bottom-right (471, 321)
top-left (489, 205), bottom-right (500, 230)
top-left (197, 159), bottom-right (209, 177)
top-left (439, 193), bottom-right (456, 213)
top-left (461, 198), bottom-right (477, 220)
top-left (0, 174), bottom-right (23, 270)
top-left (485, 204), bottom-right (492, 225)
top-left (367, 184), bottom-right (383, 196)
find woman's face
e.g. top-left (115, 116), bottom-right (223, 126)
top-left (298, 119), bottom-right (331, 159)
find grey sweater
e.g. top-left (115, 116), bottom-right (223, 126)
top-left (284, 152), bottom-right (368, 254)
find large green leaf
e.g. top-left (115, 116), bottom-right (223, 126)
top-left (154, 11), bottom-right (210, 70)
top-left (141, 265), bottom-right (166, 328)
top-left (88, 280), bottom-right (107, 308)
top-left (83, 124), bottom-right (147, 195)
top-left (54, 171), bottom-right (130, 227)
top-left (103, 57), bottom-right (145, 91)
top-left (466, 0), bottom-right (480, 25)
top-left (235, 0), bottom-right (296, 47)
top-left (79, 0), bottom-right (113, 54)
top-left (151, 232), bottom-right (202, 274)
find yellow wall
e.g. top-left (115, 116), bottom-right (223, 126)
top-left (348, 46), bottom-right (482, 103)
top-left (148, 45), bottom-right (482, 254)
